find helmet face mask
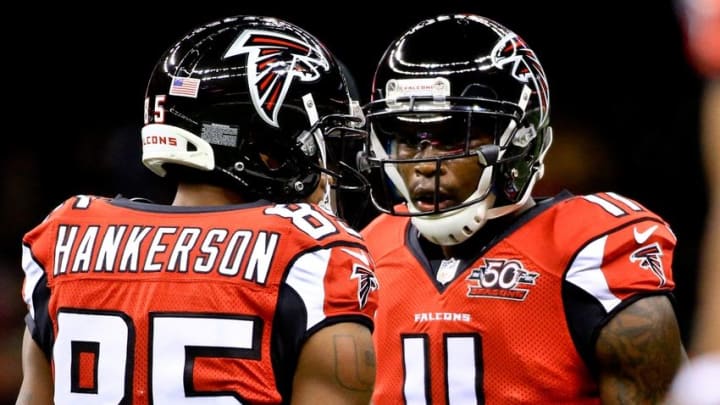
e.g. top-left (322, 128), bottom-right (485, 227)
top-left (361, 14), bottom-right (552, 245)
top-left (141, 15), bottom-right (367, 207)
top-left (366, 107), bottom-right (517, 215)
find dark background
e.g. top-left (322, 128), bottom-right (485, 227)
top-left (0, 2), bottom-right (708, 402)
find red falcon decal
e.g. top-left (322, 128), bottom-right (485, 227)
top-left (224, 29), bottom-right (330, 127)
top-left (630, 242), bottom-right (667, 287)
top-left (492, 32), bottom-right (550, 127)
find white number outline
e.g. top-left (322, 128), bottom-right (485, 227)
top-left (54, 308), bottom-right (262, 404)
top-left (264, 203), bottom-right (339, 240)
top-left (401, 333), bottom-right (484, 405)
top-left (144, 95), bottom-right (166, 124)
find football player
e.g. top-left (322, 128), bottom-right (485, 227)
top-left (360, 14), bottom-right (685, 404)
top-left (16, 15), bottom-right (378, 405)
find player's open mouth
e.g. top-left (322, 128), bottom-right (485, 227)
top-left (412, 191), bottom-right (454, 212)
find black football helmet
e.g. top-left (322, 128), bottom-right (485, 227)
top-left (142, 15), bottom-right (366, 208)
top-left (361, 14), bottom-right (553, 245)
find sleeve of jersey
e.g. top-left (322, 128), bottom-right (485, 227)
top-left (565, 219), bottom-right (676, 314)
top-left (21, 211), bottom-right (58, 359)
top-left (284, 245), bottom-right (378, 335)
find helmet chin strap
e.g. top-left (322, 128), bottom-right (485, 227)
top-left (406, 141), bottom-right (502, 245)
top-left (416, 125), bottom-right (554, 245)
top-left (371, 125), bottom-right (553, 246)
top-left (409, 126), bottom-right (552, 246)
top-left (411, 167), bottom-right (495, 246)
top-left (371, 128), bottom-right (496, 245)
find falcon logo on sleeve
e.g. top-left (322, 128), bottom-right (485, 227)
top-left (224, 29), bottom-right (330, 127)
top-left (342, 247), bottom-right (379, 309)
top-left (351, 264), bottom-right (379, 309)
top-left (630, 242), bottom-right (667, 287)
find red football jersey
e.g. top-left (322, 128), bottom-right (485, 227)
top-left (364, 191), bottom-right (676, 405)
top-left (21, 195), bottom-right (378, 404)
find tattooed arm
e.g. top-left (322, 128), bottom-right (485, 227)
top-left (595, 295), bottom-right (686, 404)
top-left (291, 322), bottom-right (376, 405)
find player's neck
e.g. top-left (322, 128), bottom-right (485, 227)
top-left (172, 182), bottom-right (247, 206)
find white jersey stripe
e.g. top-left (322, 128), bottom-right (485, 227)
top-left (21, 245), bottom-right (45, 320)
top-left (606, 192), bottom-right (643, 211)
top-left (583, 194), bottom-right (625, 216)
top-left (566, 236), bottom-right (621, 313)
top-left (403, 337), bottom-right (428, 405)
top-left (286, 248), bottom-right (330, 331)
top-left (447, 336), bottom-right (479, 404)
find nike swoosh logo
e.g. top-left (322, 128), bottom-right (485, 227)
top-left (634, 225), bottom-right (659, 244)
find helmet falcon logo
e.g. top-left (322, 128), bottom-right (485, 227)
top-left (629, 242), bottom-right (667, 287)
top-left (224, 29), bottom-right (330, 127)
top-left (492, 34), bottom-right (550, 127)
